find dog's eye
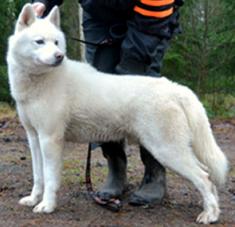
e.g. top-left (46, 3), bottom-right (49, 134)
top-left (35, 39), bottom-right (45, 45)
top-left (54, 40), bottom-right (59, 46)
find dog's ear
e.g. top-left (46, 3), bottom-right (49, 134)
top-left (47, 6), bottom-right (60, 28)
top-left (15, 4), bottom-right (35, 34)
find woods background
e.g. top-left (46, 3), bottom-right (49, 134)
top-left (0, 0), bottom-right (234, 118)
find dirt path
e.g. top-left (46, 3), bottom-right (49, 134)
top-left (0, 116), bottom-right (234, 227)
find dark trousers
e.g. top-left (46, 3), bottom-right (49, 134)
top-left (83, 11), bottom-right (166, 202)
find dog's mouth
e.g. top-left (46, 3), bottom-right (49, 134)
top-left (35, 57), bottom-right (64, 67)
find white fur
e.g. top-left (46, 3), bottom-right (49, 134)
top-left (7, 4), bottom-right (229, 224)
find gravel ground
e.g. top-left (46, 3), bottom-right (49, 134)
top-left (0, 116), bottom-right (234, 227)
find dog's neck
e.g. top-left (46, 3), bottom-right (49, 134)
top-left (8, 60), bottom-right (60, 103)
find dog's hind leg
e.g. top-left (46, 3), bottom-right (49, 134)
top-left (19, 128), bottom-right (43, 207)
top-left (142, 140), bottom-right (220, 224)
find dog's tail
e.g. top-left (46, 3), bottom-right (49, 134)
top-left (180, 88), bottom-right (229, 187)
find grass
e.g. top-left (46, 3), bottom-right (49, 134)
top-left (202, 93), bottom-right (235, 118)
top-left (0, 102), bottom-right (15, 119)
top-left (62, 155), bottom-right (109, 190)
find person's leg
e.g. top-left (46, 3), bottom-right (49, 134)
top-left (92, 44), bottom-right (128, 199)
top-left (146, 38), bottom-right (170, 77)
top-left (115, 31), bottom-right (168, 205)
top-left (96, 142), bottom-right (127, 200)
top-left (83, 12), bottom-right (128, 199)
top-left (129, 146), bottom-right (166, 205)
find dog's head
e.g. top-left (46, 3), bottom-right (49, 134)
top-left (8, 4), bottom-right (66, 73)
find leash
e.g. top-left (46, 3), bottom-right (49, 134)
top-left (85, 143), bottom-right (122, 212)
top-left (70, 37), bottom-right (114, 47)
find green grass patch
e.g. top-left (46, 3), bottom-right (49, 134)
top-left (202, 93), bottom-right (235, 118)
top-left (0, 102), bottom-right (15, 118)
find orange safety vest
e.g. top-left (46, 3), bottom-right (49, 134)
top-left (134, 0), bottom-right (175, 19)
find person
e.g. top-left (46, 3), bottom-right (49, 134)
top-left (32, 0), bottom-right (184, 206)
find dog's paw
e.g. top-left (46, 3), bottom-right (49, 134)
top-left (33, 201), bottom-right (56, 213)
top-left (19, 195), bottom-right (39, 207)
top-left (196, 208), bottom-right (220, 224)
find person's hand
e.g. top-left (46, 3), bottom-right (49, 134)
top-left (32, 2), bottom-right (46, 17)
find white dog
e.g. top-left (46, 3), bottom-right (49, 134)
top-left (7, 4), bottom-right (229, 224)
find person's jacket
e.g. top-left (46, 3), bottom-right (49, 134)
top-left (79, 0), bottom-right (135, 22)
top-left (32, 0), bottom-right (134, 21)
top-left (32, 0), bottom-right (184, 48)
top-left (32, 0), bottom-right (183, 25)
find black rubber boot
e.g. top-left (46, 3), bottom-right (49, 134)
top-left (129, 146), bottom-right (166, 206)
top-left (96, 142), bottom-right (127, 200)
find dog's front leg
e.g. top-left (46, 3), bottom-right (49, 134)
top-left (33, 134), bottom-right (63, 213)
top-left (19, 129), bottom-right (43, 207)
